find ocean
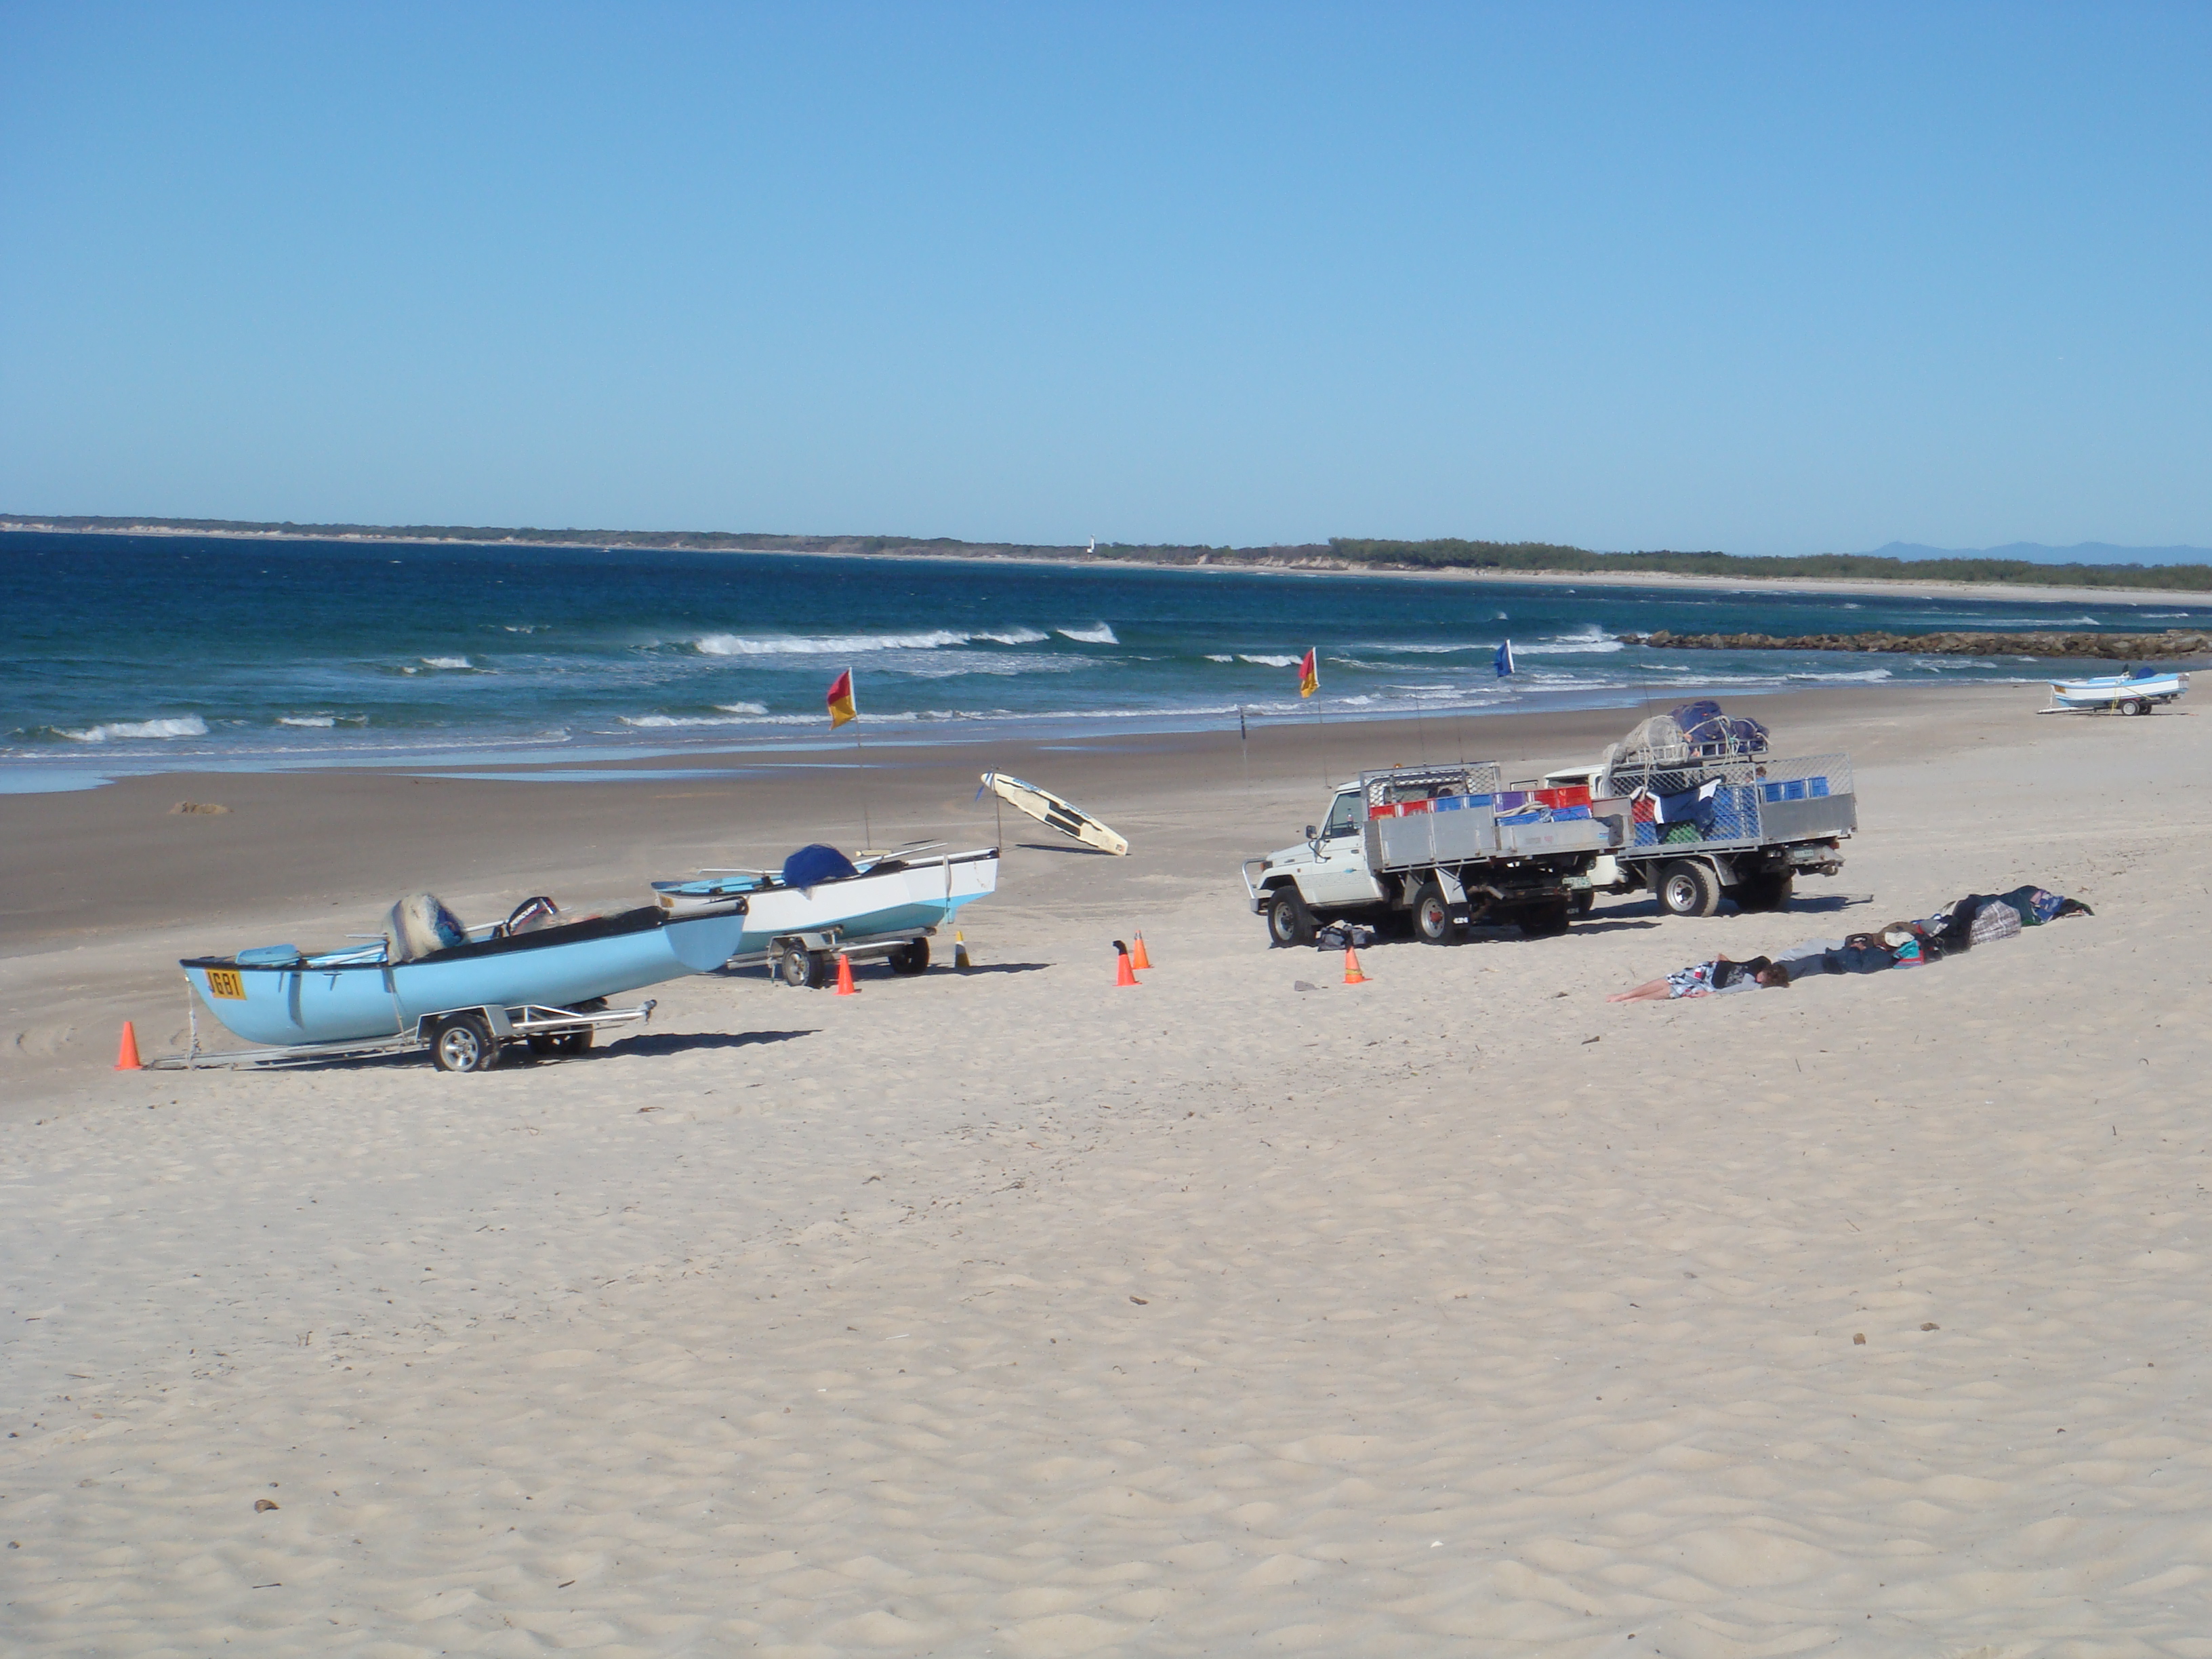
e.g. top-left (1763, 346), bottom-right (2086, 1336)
top-left (6, 530), bottom-right (2205, 790)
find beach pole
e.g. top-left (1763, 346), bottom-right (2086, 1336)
top-left (1238, 705), bottom-right (1250, 792)
top-left (827, 666), bottom-right (870, 848)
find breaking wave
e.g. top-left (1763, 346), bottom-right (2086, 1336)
top-left (693, 628), bottom-right (1048, 655)
top-left (420, 656), bottom-right (472, 670)
top-left (58, 715), bottom-right (209, 743)
top-left (1056, 623), bottom-right (1118, 644)
top-left (278, 714), bottom-right (336, 728)
top-left (1237, 653), bottom-right (1300, 668)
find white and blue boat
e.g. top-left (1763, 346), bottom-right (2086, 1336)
top-left (180, 893), bottom-right (746, 1069)
top-left (2046, 666), bottom-right (2188, 713)
top-left (653, 843), bottom-right (998, 985)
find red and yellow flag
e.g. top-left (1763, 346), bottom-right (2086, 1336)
top-left (826, 668), bottom-right (857, 729)
top-left (1296, 647), bottom-right (1319, 699)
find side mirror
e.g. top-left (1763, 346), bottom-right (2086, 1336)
top-left (1304, 825), bottom-right (1318, 841)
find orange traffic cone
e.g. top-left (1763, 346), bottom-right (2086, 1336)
top-left (1129, 932), bottom-right (1152, 970)
top-left (115, 1021), bottom-right (143, 1070)
top-left (1342, 946), bottom-right (1369, 985)
top-left (1113, 941), bottom-right (1141, 987)
top-left (834, 952), bottom-right (858, 996)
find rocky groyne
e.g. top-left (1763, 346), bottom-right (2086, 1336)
top-left (1622, 628), bottom-right (2212, 661)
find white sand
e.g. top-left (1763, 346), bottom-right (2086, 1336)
top-left (6, 689), bottom-right (2212, 1654)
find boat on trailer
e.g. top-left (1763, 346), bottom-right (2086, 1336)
top-left (2043, 666), bottom-right (2188, 714)
top-left (652, 842), bottom-right (998, 987)
top-left (177, 894), bottom-right (747, 1071)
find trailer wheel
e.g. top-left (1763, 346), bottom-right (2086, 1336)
top-left (1266, 888), bottom-right (1317, 947)
top-left (2120, 697), bottom-right (2148, 716)
top-left (1515, 899), bottom-right (1573, 938)
top-left (1733, 872), bottom-right (1795, 913)
top-left (430, 1013), bottom-right (501, 1073)
top-left (889, 937), bottom-right (930, 975)
top-left (779, 945), bottom-right (827, 989)
top-left (528, 1028), bottom-right (593, 1057)
top-left (1411, 882), bottom-right (1454, 944)
top-left (1658, 861), bottom-right (1722, 918)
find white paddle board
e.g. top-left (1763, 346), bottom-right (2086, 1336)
top-left (980, 771), bottom-right (1128, 856)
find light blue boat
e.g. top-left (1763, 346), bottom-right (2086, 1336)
top-left (2047, 666), bottom-right (2187, 712)
top-left (181, 897), bottom-right (745, 1067)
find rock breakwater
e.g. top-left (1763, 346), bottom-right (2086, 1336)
top-left (1622, 628), bottom-right (2212, 661)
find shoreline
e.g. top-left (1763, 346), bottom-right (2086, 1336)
top-left (7, 518), bottom-right (2209, 607)
top-left (0, 678), bottom-right (2022, 795)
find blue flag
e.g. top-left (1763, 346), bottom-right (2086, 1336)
top-left (1494, 639), bottom-right (1515, 678)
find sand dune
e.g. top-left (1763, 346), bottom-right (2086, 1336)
top-left (6, 687), bottom-right (2211, 1654)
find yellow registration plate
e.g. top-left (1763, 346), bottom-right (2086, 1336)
top-left (205, 968), bottom-right (246, 1000)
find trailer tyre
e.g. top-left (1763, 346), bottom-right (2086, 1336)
top-left (1733, 872), bottom-right (1795, 913)
top-left (529, 1028), bottom-right (593, 1056)
top-left (430, 1014), bottom-right (501, 1073)
top-left (1515, 899), bottom-right (1573, 938)
top-left (1412, 882), bottom-right (1454, 944)
top-left (889, 937), bottom-right (930, 975)
top-left (1658, 861), bottom-right (1722, 918)
top-left (1265, 888), bottom-right (1317, 947)
top-left (2121, 697), bottom-right (2148, 716)
top-left (779, 945), bottom-right (827, 989)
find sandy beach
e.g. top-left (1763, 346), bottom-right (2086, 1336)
top-left (6, 682), bottom-right (2211, 1655)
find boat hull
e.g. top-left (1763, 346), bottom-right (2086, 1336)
top-left (656, 850), bottom-right (998, 958)
top-left (182, 905), bottom-right (745, 1048)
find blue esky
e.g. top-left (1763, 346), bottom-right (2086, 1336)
top-left (3, 2), bottom-right (2207, 556)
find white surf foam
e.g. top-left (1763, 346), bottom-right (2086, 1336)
top-left (1056, 623), bottom-right (1118, 644)
top-left (715, 701), bottom-right (770, 715)
top-left (420, 656), bottom-right (472, 670)
top-left (58, 716), bottom-right (209, 743)
top-left (1237, 653), bottom-right (1300, 668)
top-left (278, 714), bottom-right (337, 728)
top-left (1204, 653), bottom-right (1235, 663)
top-left (695, 630), bottom-right (973, 655)
top-left (619, 713), bottom-right (760, 729)
top-left (1518, 625), bottom-right (1623, 655)
top-left (974, 628), bottom-right (1050, 644)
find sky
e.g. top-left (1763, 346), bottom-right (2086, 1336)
top-left (3, 2), bottom-right (2208, 556)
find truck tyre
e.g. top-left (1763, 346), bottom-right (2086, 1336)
top-left (1265, 888), bottom-right (1317, 947)
top-left (430, 1013), bottom-right (501, 1073)
top-left (1734, 872), bottom-right (1794, 913)
top-left (1658, 860), bottom-right (1722, 918)
top-left (1411, 882), bottom-right (1454, 944)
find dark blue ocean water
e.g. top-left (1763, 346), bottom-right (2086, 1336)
top-left (5, 531), bottom-right (2205, 787)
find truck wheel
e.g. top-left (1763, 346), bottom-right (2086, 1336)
top-left (1734, 872), bottom-right (1794, 913)
top-left (888, 937), bottom-right (930, 975)
top-left (1412, 882), bottom-right (1454, 944)
top-left (1658, 861), bottom-right (1722, 918)
top-left (430, 1013), bottom-right (501, 1073)
top-left (1266, 888), bottom-right (1317, 947)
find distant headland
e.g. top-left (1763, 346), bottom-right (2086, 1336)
top-left (6, 513), bottom-right (2211, 595)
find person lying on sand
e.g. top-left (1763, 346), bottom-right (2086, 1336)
top-left (1607, 954), bottom-right (1788, 1002)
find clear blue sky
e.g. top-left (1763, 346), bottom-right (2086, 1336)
top-left (3, 2), bottom-right (2207, 555)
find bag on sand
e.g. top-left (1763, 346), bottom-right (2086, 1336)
top-left (1315, 922), bottom-right (1378, 951)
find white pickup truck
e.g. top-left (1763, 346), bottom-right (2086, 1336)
top-left (1242, 762), bottom-right (1610, 945)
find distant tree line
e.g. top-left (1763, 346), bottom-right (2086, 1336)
top-left (7, 515), bottom-right (2210, 593)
